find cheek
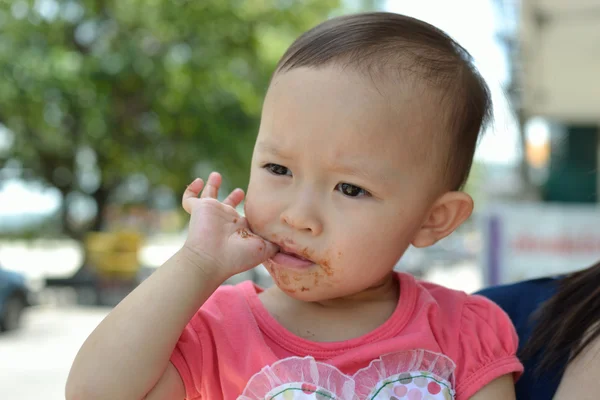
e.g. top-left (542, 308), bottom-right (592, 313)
top-left (332, 216), bottom-right (413, 268)
top-left (244, 188), bottom-right (276, 234)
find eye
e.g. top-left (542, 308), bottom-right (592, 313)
top-left (335, 183), bottom-right (371, 198)
top-left (264, 163), bottom-right (292, 176)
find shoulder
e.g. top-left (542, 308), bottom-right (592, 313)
top-left (169, 280), bottom-right (259, 399)
top-left (413, 276), bottom-right (519, 349)
top-left (406, 275), bottom-right (511, 334)
top-left (409, 274), bottom-right (519, 359)
top-left (407, 274), bottom-right (519, 331)
top-left (411, 275), bottom-right (472, 312)
top-left (408, 276), bottom-right (523, 400)
top-left (456, 294), bottom-right (523, 399)
top-left (187, 280), bottom-right (257, 329)
top-left (175, 279), bottom-right (257, 341)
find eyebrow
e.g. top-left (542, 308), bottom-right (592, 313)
top-left (256, 141), bottom-right (292, 159)
top-left (256, 141), bottom-right (383, 184)
top-left (329, 163), bottom-right (381, 184)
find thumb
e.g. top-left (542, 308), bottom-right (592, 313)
top-left (233, 228), bottom-right (279, 267)
top-left (260, 240), bottom-right (279, 260)
top-left (245, 233), bottom-right (278, 263)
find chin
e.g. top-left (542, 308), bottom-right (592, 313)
top-left (270, 280), bottom-right (342, 303)
top-left (277, 286), bottom-right (325, 302)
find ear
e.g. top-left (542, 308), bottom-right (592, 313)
top-left (411, 192), bottom-right (474, 248)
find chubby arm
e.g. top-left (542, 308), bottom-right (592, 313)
top-left (143, 363), bottom-right (186, 400)
top-left (66, 249), bottom-right (222, 400)
top-left (469, 374), bottom-right (515, 400)
top-left (66, 174), bottom-right (278, 400)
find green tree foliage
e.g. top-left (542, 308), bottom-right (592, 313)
top-left (0, 0), bottom-right (339, 236)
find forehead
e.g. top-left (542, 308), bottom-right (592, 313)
top-left (258, 66), bottom-right (440, 166)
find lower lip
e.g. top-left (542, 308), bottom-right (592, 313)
top-left (269, 252), bottom-right (314, 269)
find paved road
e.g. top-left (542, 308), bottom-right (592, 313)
top-left (0, 305), bottom-right (110, 400)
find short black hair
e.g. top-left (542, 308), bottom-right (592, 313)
top-left (275, 12), bottom-right (492, 190)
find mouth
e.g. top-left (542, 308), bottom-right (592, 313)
top-left (281, 249), bottom-right (311, 261)
top-left (269, 245), bottom-right (315, 269)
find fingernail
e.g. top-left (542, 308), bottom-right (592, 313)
top-left (208, 172), bottom-right (219, 183)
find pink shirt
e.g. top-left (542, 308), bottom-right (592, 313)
top-left (170, 273), bottom-right (523, 400)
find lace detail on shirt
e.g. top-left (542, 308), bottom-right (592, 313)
top-left (238, 349), bottom-right (455, 400)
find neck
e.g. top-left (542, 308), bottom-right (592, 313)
top-left (317, 273), bottom-right (398, 308)
top-left (267, 272), bottom-right (399, 310)
top-left (260, 272), bottom-right (400, 342)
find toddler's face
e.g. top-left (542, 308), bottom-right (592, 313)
top-left (245, 66), bottom-right (441, 300)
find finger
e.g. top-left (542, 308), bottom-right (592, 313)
top-left (222, 188), bottom-right (245, 208)
top-left (261, 240), bottom-right (279, 259)
top-left (234, 230), bottom-right (279, 261)
top-left (182, 178), bottom-right (204, 214)
top-left (200, 172), bottom-right (221, 199)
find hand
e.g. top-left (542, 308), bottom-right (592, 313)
top-left (180, 172), bottom-right (278, 281)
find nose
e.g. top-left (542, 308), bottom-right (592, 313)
top-left (280, 193), bottom-right (323, 236)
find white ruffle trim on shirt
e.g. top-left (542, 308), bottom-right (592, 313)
top-left (238, 349), bottom-right (456, 400)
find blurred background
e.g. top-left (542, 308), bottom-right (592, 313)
top-left (2, 0), bottom-right (600, 398)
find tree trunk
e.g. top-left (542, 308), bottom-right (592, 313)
top-left (59, 190), bottom-right (82, 240)
top-left (516, 109), bottom-right (541, 201)
top-left (59, 185), bottom-right (112, 239)
top-left (90, 186), bottom-right (111, 232)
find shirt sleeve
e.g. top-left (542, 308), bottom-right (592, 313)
top-left (170, 319), bottom-right (204, 400)
top-left (454, 294), bottom-right (524, 400)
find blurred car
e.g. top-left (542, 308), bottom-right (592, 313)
top-left (0, 267), bottom-right (31, 331)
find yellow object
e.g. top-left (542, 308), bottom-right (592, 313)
top-left (85, 231), bottom-right (143, 279)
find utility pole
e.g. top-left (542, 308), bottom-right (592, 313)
top-left (493, 0), bottom-right (540, 200)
